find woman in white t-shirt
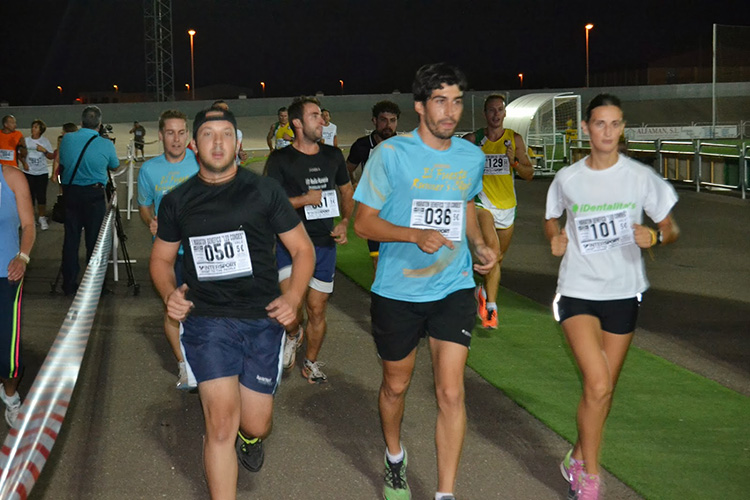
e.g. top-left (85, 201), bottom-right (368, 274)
top-left (23, 119), bottom-right (54, 230)
top-left (544, 94), bottom-right (680, 500)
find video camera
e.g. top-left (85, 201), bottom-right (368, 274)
top-left (99, 124), bottom-right (115, 143)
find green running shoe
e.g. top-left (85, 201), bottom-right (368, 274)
top-left (383, 448), bottom-right (411, 500)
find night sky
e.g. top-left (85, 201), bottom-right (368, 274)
top-left (1, 0), bottom-right (747, 105)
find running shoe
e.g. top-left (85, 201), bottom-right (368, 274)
top-left (576, 473), bottom-right (601, 500)
top-left (39, 216), bottom-right (49, 231)
top-left (561, 449), bottom-right (585, 499)
top-left (0, 390), bottom-right (21, 427)
top-left (482, 308), bottom-right (498, 329)
top-left (283, 326), bottom-right (304, 370)
top-left (235, 434), bottom-right (264, 472)
top-left (474, 284), bottom-right (487, 321)
top-left (383, 449), bottom-right (411, 500)
top-left (301, 359), bottom-right (328, 384)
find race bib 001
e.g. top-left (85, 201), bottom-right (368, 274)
top-left (410, 199), bottom-right (464, 241)
top-left (574, 209), bottom-right (634, 255)
top-left (189, 230), bottom-right (253, 281)
top-left (304, 189), bottom-right (340, 220)
top-left (483, 154), bottom-right (510, 176)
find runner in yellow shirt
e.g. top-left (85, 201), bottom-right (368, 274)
top-left (463, 94), bottom-right (534, 328)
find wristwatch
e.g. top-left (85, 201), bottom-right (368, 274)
top-left (656, 230), bottom-right (664, 245)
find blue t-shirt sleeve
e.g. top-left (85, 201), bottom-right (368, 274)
top-left (137, 164), bottom-right (154, 207)
top-left (105, 140), bottom-right (119, 169)
top-left (353, 143), bottom-right (393, 210)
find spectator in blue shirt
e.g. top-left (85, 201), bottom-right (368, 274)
top-left (59, 106), bottom-right (120, 295)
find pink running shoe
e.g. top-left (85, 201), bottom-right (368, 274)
top-left (560, 449), bottom-right (585, 500)
top-left (577, 473), bottom-right (601, 500)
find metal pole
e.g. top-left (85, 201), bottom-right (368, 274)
top-left (712, 24), bottom-right (717, 139)
top-left (586, 29), bottom-right (590, 87)
top-left (189, 31), bottom-right (196, 100)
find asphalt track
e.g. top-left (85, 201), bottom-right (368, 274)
top-left (4, 161), bottom-right (748, 499)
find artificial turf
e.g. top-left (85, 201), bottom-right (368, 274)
top-left (335, 223), bottom-right (750, 500)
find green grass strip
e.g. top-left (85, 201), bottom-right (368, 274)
top-left (335, 223), bottom-right (750, 499)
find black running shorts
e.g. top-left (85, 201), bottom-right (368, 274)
top-left (553, 294), bottom-right (641, 335)
top-left (370, 288), bottom-right (475, 361)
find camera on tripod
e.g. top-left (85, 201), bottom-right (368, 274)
top-left (99, 124), bottom-right (115, 143)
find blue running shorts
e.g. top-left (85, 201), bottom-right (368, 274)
top-left (181, 316), bottom-right (284, 394)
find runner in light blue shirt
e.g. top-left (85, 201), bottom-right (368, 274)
top-left (354, 127), bottom-right (485, 301)
top-left (137, 110), bottom-right (199, 391)
top-left (353, 63), bottom-right (497, 500)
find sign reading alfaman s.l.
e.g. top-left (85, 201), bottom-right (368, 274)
top-left (624, 125), bottom-right (738, 140)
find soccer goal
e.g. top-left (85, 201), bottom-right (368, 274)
top-left (504, 93), bottom-right (581, 175)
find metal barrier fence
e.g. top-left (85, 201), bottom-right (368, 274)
top-left (0, 202), bottom-right (116, 499)
top-left (570, 139), bottom-right (748, 200)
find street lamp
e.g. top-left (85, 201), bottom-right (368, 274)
top-left (188, 29), bottom-right (196, 100)
top-left (57, 86), bottom-right (62, 94)
top-left (185, 83), bottom-right (190, 93)
top-left (260, 81), bottom-right (265, 98)
top-left (585, 23), bottom-right (594, 87)
top-left (113, 84), bottom-right (119, 93)
top-left (339, 79), bottom-right (344, 95)
top-left (518, 73), bottom-right (523, 88)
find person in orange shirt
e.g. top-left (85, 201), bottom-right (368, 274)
top-left (0, 115), bottom-right (27, 170)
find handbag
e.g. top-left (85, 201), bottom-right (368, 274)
top-left (50, 135), bottom-right (97, 223)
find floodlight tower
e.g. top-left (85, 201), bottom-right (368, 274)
top-left (144, 0), bottom-right (175, 102)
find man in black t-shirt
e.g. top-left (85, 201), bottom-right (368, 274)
top-left (345, 100), bottom-right (400, 270)
top-left (150, 108), bottom-right (314, 497)
top-left (265, 96), bottom-right (354, 384)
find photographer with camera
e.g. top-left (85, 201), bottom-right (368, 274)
top-left (58, 106), bottom-right (121, 296)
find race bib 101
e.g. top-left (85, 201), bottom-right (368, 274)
top-left (574, 209), bottom-right (634, 255)
top-left (410, 199), bottom-right (464, 241)
top-left (189, 230), bottom-right (253, 281)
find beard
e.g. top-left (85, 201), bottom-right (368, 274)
top-left (426, 117), bottom-right (457, 140)
top-left (376, 127), bottom-right (395, 140)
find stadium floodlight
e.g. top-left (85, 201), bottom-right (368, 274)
top-left (585, 23), bottom-right (594, 87)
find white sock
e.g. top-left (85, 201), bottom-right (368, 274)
top-left (385, 446), bottom-right (404, 463)
top-left (435, 493), bottom-right (453, 500)
top-left (487, 302), bottom-right (497, 311)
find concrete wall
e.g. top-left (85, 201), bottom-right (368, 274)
top-left (3, 82), bottom-right (748, 158)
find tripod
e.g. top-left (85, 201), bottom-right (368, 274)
top-left (110, 192), bottom-right (140, 295)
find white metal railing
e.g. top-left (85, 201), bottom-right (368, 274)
top-left (570, 139), bottom-right (748, 199)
